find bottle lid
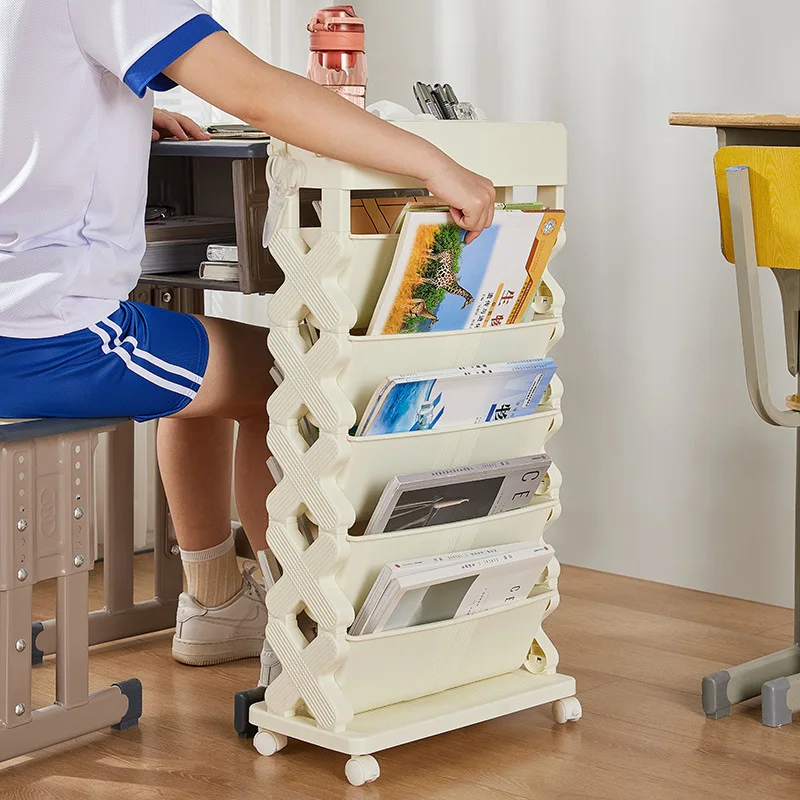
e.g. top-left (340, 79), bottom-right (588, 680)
top-left (308, 5), bottom-right (365, 52)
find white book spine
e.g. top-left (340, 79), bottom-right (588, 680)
top-left (206, 244), bottom-right (239, 262)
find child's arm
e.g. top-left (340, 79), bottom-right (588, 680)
top-left (163, 32), bottom-right (494, 242)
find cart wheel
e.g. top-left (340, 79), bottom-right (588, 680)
top-left (345, 755), bottom-right (380, 786)
top-left (552, 696), bottom-right (582, 724)
top-left (253, 729), bottom-right (288, 756)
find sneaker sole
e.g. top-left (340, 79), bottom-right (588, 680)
top-left (171, 635), bottom-right (265, 667)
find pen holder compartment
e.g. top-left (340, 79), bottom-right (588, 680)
top-left (338, 494), bottom-right (562, 611)
top-left (340, 403), bottom-right (563, 521)
top-left (338, 590), bottom-right (557, 715)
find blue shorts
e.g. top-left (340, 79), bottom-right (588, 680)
top-left (0, 302), bottom-right (210, 423)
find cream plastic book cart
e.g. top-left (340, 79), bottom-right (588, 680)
top-left (242, 121), bottom-right (580, 785)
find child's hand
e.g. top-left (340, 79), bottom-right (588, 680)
top-left (152, 108), bottom-right (211, 142)
top-left (424, 159), bottom-right (496, 244)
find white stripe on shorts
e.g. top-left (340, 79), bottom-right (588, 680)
top-left (89, 325), bottom-right (197, 401)
top-left (99, 316), bottom-right (204, 386)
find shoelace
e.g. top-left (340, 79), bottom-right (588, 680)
top-left (241, 560), bottom-right (267, 604)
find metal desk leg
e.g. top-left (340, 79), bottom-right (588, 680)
top-left (702, 166), bottom-right (800, 720)
top-left (758, 421), bottom-right (800, 727)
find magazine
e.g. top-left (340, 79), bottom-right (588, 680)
top-left (366, 206), bottom-right (565, 336)
top-left (355, 358), bottom-right (557, 437)
top-left (350, 542), bottom-right (554, 635)
top-left (364, 454), bottom-right (552, 535)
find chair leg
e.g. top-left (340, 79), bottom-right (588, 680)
top-left (0, 585), bottom-right (33, 730)
top-left (0, 570), bottom-right (141, 763)
top-left (56, 572), bottom-right (89, 709)
top-left (104, 423), bottom-right (136, 616)
top-left (32, 422), bottom-right (182, 658)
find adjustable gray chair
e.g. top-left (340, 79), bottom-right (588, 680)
top-left (0, 418), bottom-right (141, 762)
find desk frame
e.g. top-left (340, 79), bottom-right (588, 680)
top-left (675, 120), bottom-right (800, 725)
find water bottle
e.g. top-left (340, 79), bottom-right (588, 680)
top-left (307, 5), bottom-right (367, 109)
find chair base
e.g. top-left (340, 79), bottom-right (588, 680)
top-left (0, 683), bottom-right (138, 762)
top-left (702, 645), bottom-right (800, 724)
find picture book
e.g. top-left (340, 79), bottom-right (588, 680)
top-left (366, 206), bottom-right (565, 336)
top-left (349, 542), bottom-right (533, 635)
top-left (351, 542), bottom-right (554, 636)
top-left (364, 454), bottom-right (552, 535)
top-left (354, 358), bottom-right (557, 437)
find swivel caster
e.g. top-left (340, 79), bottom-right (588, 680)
top-left (253, 729), bottom-right (288, 756)
top-left (345, 755), bottom-right (380, 786)
top-left (552, 696), bottom-right (582, 724)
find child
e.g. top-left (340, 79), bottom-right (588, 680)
top-left (0, 0), bottom-right (495, 667)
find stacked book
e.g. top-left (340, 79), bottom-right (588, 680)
top-left (199, 243), bottom-right (240, 282)
top-left (143, 216), bottom-right (236, 275)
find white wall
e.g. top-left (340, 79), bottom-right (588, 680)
top-left (260, 0), bottom-right (800, 607)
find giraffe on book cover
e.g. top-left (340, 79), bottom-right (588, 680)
top-left (419, 248), bottom-right (474, 309)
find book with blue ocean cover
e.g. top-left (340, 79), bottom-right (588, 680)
top-left (355, 358), bottom-right (557, 437)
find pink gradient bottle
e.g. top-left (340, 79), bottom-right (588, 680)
top-left (307, 5), bottom-right (367, 109)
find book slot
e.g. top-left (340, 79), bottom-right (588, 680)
top-left (338, 319), bottom-right (564, 418)
top-left (338, 498), bottom-right (561, 610)
top-left (340, 405), bottom-right (562, 521)
top-left (299, 228), bottom-right (399, 328)
top-left (338, 591), bottom-right (556, 715)
top-left (299, 231), bottom-right (564, 332)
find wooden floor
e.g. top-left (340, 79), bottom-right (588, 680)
top-left (2, 557), bottom-right (799, 799)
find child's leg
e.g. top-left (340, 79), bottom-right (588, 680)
top-left (163, 314), bottom-right (276, 554)
top-left (0, 302), bottom-right (277, 665)
top-left (160, 314), bottom-right (276, 665)
top-left (157, 416), bottom-right (235, 552)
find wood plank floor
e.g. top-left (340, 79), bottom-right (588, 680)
top-left (2, 556), bottom-right (798, 799)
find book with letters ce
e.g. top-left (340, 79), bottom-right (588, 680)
top-left (350, 541), bottom-right (554, 636)
top-left (364, 454), bottom-right (552, 535)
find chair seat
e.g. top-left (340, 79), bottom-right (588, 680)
top-left (0, 417), bottom-right (126, 443)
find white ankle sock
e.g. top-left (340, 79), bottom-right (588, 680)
top-left (180, 533), bottom-right (242, 608)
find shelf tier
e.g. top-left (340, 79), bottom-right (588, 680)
top-left (137, 272), bottom-right (242, 293)
top-left (273, 121), bottom-right (567, 191)
top-left (250, 669), bottom-right (575, 756)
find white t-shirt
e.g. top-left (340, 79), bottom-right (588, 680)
top-left (0, 0), bottom-right (224, 338)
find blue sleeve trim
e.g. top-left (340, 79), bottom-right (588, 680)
top-left (123, 14), bottom-right (225, 98)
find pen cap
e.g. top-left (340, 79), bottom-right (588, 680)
top-left (308, 6), bottom-right (365, 52)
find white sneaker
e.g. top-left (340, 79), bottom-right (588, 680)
top-left (172, 562), bottom-right (267, 667)
top-left (259, 641), bottom-right (283, 688)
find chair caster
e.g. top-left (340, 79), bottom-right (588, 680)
top-left (552, 696), bottom-right (582, 724)
top-left (253, 729), bottom-right (288, 756)
top-left (345, 754), bottom-right (380, 786)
